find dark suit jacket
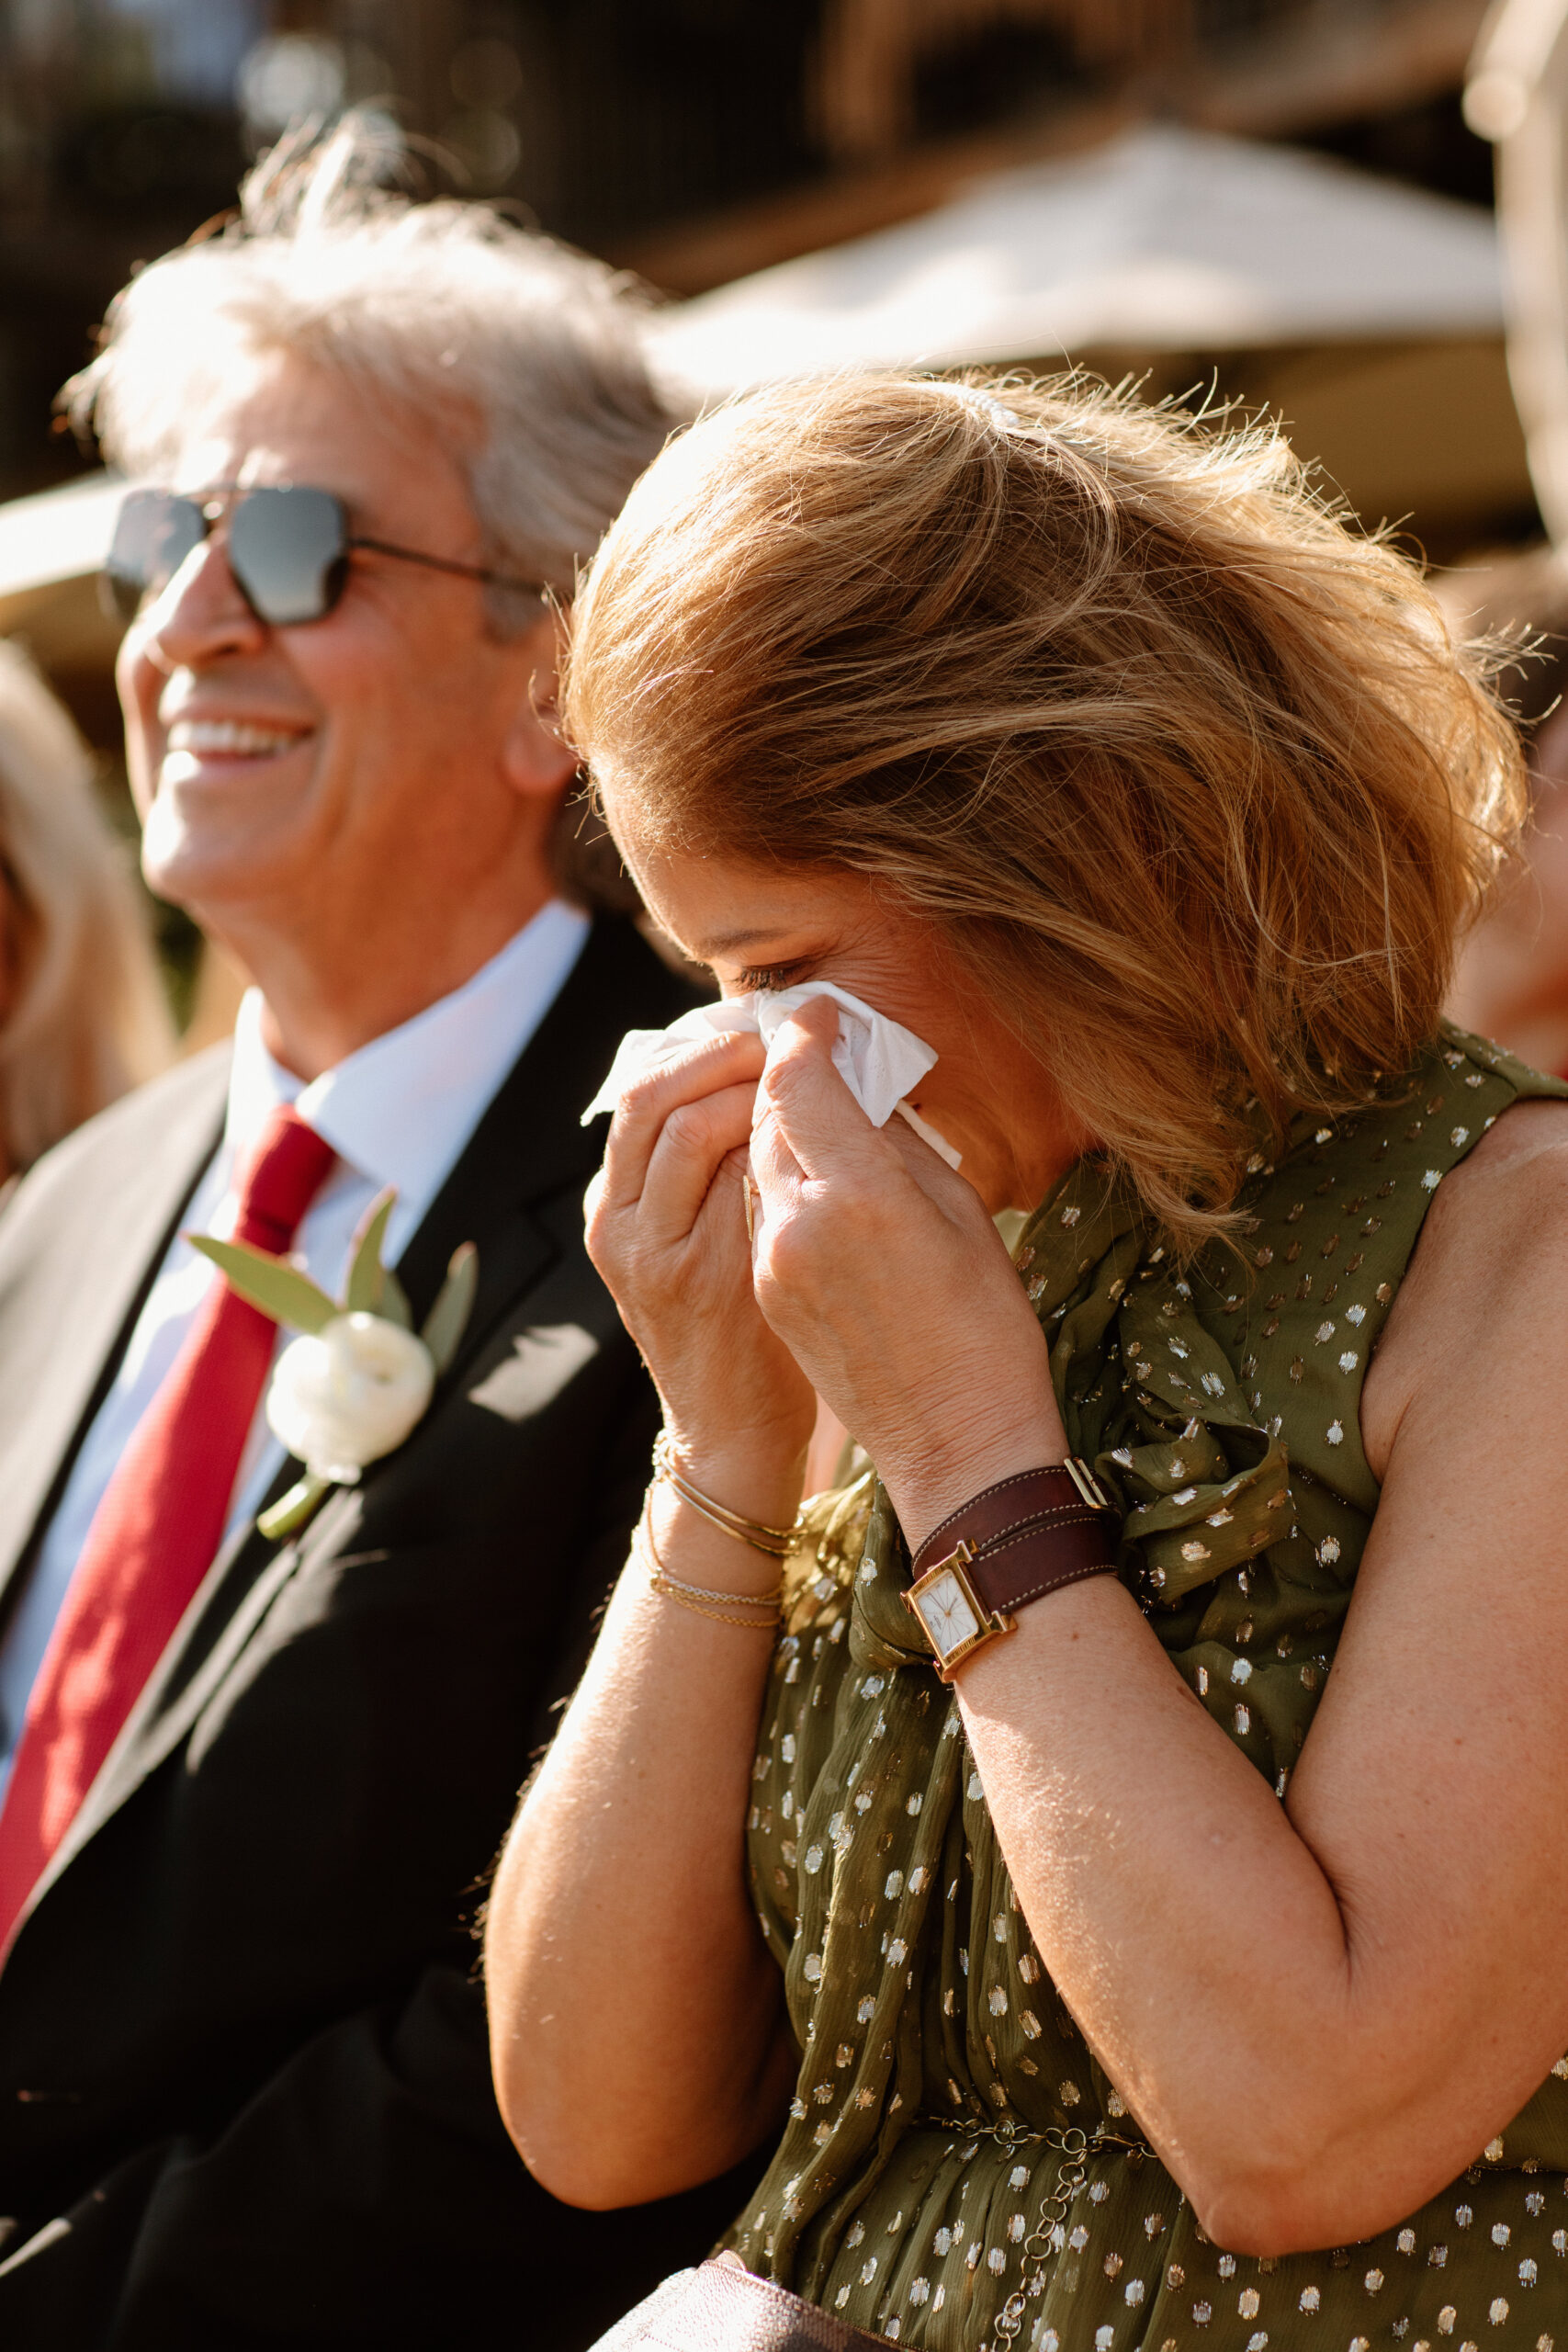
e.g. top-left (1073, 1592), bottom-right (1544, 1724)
top-left (0, 918), bottom-right (755, 2350)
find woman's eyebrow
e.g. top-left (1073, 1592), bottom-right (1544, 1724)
top-left (694, 925), bottom-right (796, 958)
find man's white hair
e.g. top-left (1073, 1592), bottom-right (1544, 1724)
top-left (67, 114), bottom-right (683, 615)
top-left (67, 114), bottom-right (685, 908)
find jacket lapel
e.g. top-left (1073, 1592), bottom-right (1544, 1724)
top-left (20, 1481), bottom-right (369, 1918)
top-left (0, 1048), bottom-right (230, 1616)
top-left (28, 919), bottom-right (697, 1880)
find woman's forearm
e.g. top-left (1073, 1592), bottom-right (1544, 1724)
top-left (956, 1577), bottom-right (1359, 2243)
top-left (953, 1567), bottom-right (1550, 2254)
top-left (485, 1464), bottom-right (801, 2209)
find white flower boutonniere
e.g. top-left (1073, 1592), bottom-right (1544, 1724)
top-left (267, 1313), bottom-right (434, 1489)
top-left (189, 1187), bottom-right (477, 1540)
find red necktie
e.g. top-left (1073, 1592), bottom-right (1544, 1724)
top-left (0, 1105), bottom-right (334, 1952)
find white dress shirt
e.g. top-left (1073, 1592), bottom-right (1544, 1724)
top-left (0, 899), bottom-right (590, 1794)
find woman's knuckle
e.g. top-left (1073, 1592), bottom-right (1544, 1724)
top-left (617, 1065), bottom-right (671, 1123)
top-left (585, 1226), bottom-right (620, 1286)
top-left (763, 1214), bottom-right (811, 1287)
top-left (663, 1100), bottom-right (716, 1153)
top-left (761, 1051), bottom-right (800, 1106)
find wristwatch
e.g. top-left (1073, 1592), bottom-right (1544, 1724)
top-left (903, 1459), bottom-right (1118, 1681)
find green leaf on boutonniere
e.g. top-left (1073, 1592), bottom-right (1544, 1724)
top-left (421, 1241), bottom-right (477, 1374)
top-left (378, 1265), bottom-right (415, 1331)
top-left (187, 1236), bottom-right (337, 1333)
top-left (185, 1188), bottom-right (477, 1551)
top-left (345, 1187), bottom-right (397, 1315)
top-left (257, 1470), bottom-right (333, 1542)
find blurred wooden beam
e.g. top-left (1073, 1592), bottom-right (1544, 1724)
top-left (811, 0), bottom-right (1188, 163)
top-left (618, 101), bottom-right (1133, 296)
top-left (622, 0), bottom-right (1494, 299)
top-left (1187, 0), bottom-right (1494, 139)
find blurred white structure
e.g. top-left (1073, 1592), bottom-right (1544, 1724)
top-left (652, 122), bottom-right (1506, 393)
top-left (0, 471), bottom-right (125, 672)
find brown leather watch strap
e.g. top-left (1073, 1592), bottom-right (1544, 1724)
top-left (909, 1462), bottom-right (1119, 1618)
top-left (972, 1510), bottom-right (1118, 1612)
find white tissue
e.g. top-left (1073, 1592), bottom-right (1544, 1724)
top-left (581, 981), bottom-right (961, 1168)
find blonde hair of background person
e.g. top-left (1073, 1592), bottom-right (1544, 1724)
top-left (0, 639), bottom-right (171, 1183)
top-left (1442, 545), bottom-right (1568, 1077)
top-left (64, 111), bottom-right (682, 913)
top-left (484, 371), bottom-right (1568, 2344)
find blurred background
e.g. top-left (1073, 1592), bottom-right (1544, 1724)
top-left (0, 0), bottom-right (1557, 1039)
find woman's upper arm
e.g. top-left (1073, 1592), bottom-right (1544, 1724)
top-left (1293, 1100), bottom-right (1568, 2148)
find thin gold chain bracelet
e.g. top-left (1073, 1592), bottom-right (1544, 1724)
top-left (635, 1510), bottom-right (784, 1630)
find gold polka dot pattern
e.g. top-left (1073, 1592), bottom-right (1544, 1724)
top-left (729, 1026), bottom-right (1568, 2348)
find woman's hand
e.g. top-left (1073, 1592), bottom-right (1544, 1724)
top-left (586, 1028), bottom-right (816, 1504)
top-left (497, 1018), bottom-right (812, 2206)
top-left (748, 999), bottom-right (1067, 1545)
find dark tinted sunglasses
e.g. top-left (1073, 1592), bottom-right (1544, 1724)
top-left (103, 483), bottom-right (546, 628)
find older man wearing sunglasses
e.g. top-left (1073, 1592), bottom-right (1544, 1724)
top-left (0, 120), bottom-right (750, 2351)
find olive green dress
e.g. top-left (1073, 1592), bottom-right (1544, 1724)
top-left (731, 1026), bottom-right (1568, 2352)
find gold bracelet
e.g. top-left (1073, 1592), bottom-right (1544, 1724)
top-left (635, 1512), bottom-right (784, 1630)
top-left (651, 1558), bottom-right (786, 1613)
top-left (653, 1431), bottom-right (802, 1559)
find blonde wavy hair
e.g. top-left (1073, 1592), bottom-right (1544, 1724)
top-left (0, 643), bottom-right (173, 1176)
top-left (564, 373), bottom-right (1525, 1247)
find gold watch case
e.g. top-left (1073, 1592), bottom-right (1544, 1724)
top-left (904, 1539), bottom-right (1016, 1683)
top-left (903, 1460), bottom-right (1111, 1682)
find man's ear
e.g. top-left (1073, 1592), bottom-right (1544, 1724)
top-left (499, 607), bottom-right (578, 800)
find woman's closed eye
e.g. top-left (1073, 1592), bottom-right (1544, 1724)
top-left (734, 963), bottom-right (803, 994)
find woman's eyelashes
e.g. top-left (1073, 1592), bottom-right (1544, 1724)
top-left (734, 962), bottom-right (803, 993)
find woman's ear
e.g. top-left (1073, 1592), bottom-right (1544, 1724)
top-left (500, 607), bottom-right (579, 802)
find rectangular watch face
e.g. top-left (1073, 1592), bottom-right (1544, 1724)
top-left (915, 1566), bottom-right (983, 1661)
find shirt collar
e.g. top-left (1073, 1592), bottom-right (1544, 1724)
top-left (224, 899), bottom-right (590, 1232)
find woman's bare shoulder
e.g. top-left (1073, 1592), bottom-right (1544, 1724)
top-left (1359, 1094), bottom-right (1568, 1482)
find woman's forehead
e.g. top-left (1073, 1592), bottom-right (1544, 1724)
top-left (613, 829), bottom-right (870, 964)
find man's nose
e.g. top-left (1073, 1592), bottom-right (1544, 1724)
top-left (143, 527), bottom-right (267, 666)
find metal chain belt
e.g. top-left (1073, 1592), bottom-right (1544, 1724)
top-left (993, 2128), bottom-right (1090, 2351)
top-left (989, 2124), bottom-right (1156, 2351)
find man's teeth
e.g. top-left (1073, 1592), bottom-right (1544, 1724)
top-left (167, 720), bottom-right (305, 757)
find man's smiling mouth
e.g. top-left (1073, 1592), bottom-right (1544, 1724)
top-left (165, 719), bottom-right (311, 760)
